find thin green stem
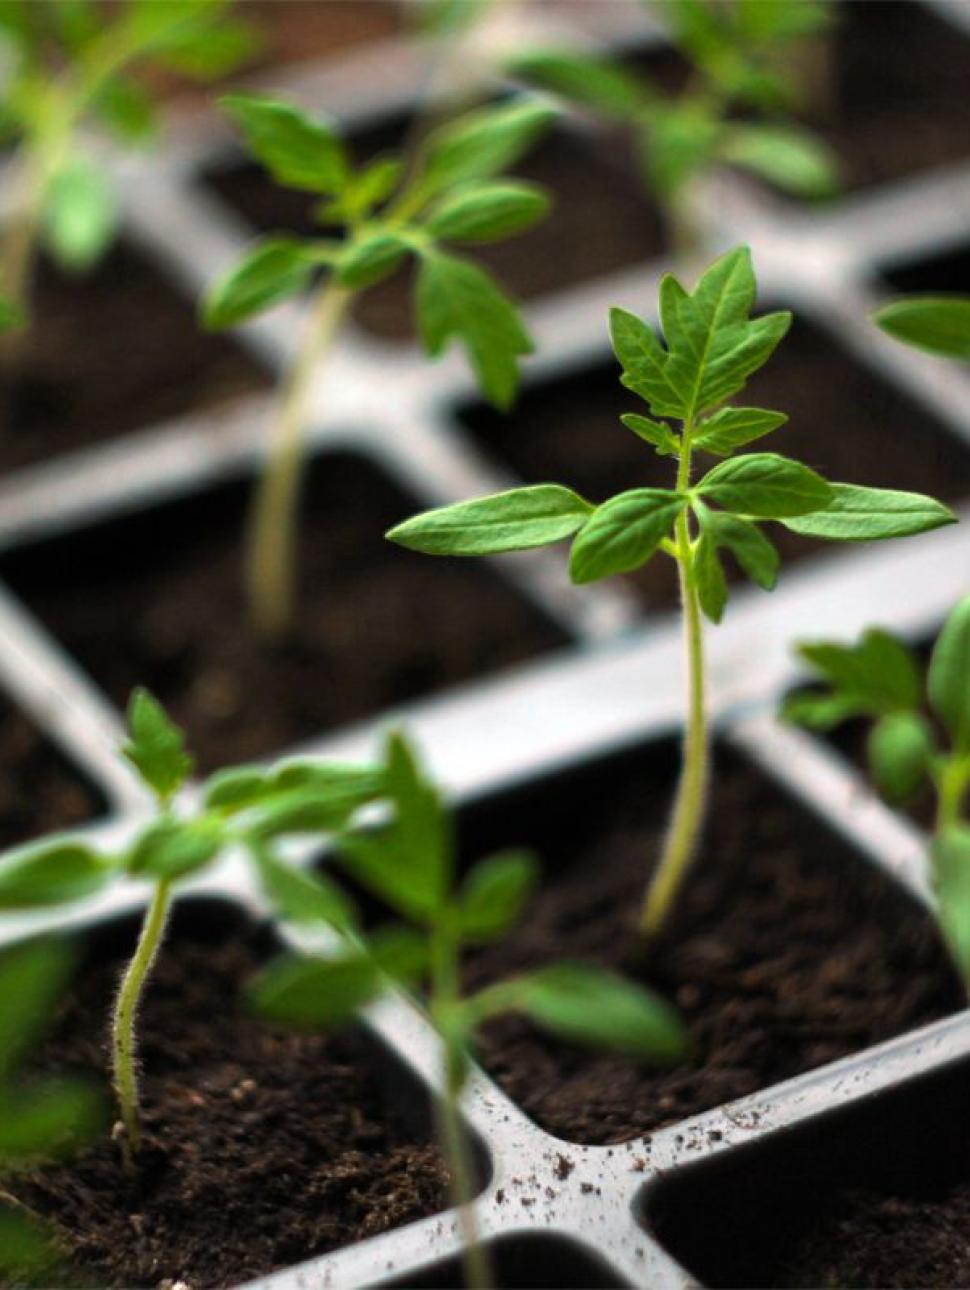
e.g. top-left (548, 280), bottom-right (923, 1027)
top-left (245, 279), bottom-right (352, 640)
top-left (639, 420), bottom-right (710, 940)
top-left (111, 878), bottom-right (172, 1173)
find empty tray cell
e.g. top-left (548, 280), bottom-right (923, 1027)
top-left (0, 450), bottom-right (567, 772)
top-left (0, 698), bottom-right (105, 844)
top-left (883, 241), bottom-right (970, 296)
top-left (387, 1233), bottom-right (630, 1289)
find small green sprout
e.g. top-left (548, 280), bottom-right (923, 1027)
top-left (0, 0), bottom-right (259, 330)
top-left (0, 687), bottom-right (387, 1172)
top-left (251, 729), bottom-right (686, 1290)
top-left (874, 296), bottom-right (970, 362)
top-left (387, 246), bottom-right (956, 945)
top-left (784, 596), bottom-right (970, 988)
top-left (0, 938), bottom-right (104, 1282)
top-left (508, 0), bottom-right (840, 254)
top-left (202, 91), bottom-right (556, 639)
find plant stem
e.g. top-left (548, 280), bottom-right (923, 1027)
top-left (431, 918), bottom-right (492, 1290)
top-left (639, 422), bottom-right (710, 940)
top-left (244, 279), bottom-right (352, 640)
top-left (111, 878), bottom-right (172, 1173)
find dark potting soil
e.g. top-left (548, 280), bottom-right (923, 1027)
top-left (458, 739), bottom-right (960, 1145)
top-left (458, 316), bottom-right (970, 612)
top-left (0, 451), bottom-right (566, 774)
top-left (14, 906), bottom-right (448, 1289)
top-left (0, 243), bottom-right (268, 474)
top-left (0, 703), bottom-right (102, 846)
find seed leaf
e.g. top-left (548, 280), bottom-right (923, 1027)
top-left (874, 296), bottom-right (970, 360)
top-left (42, 158), bottom-right (116, 271)
top-left (426, 181), bottom-right (550, 244)
top-left (692, 406), bottom-right (787, 456)
top-left (797, 629), bottom-right (922, 715)
top-left (203, 237), bottom-right (325, 329)
top-left (933, 824), bottom-right (970, 984)
top-left (928, 595), bottom-right (970, 752)
top-left (220, 93), bottom-right (348, 194)
top-left (458, 851), bottom-right (537, 943)
top-left (698, 452), bottom-right (832, 517)
top-left (569, 489), bottom-right (686, 584)
top-left (781, 483), bottom-right (956, 541)
top-left (387, 484), bottom-right (592, 556)
top-left (867, 712), bottom-right (935, 804)
top-left (419, 99), bottom-right (557, 196)
top-left (620, 413), bottom-right (680, 456)
top-left (122, 688), bottom-right (193, 802)
top-left (0, 841), bottom-right (115, 909)
top-left (416, 251), bottom-right (533, 409)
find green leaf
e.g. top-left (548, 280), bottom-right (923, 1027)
top-left (0, 841), bottom-right (115, 910)
top-left (928, 596), bottom-right (970, 752)
top-left (122, 688), bottom-right (193, 802)
top-left (781, 689), bottom-right (866, 732)
top-left (867, 712), bottom-right (935, 804)
top-left (420, 98), bottom-right (556, 196)
top-left (322, 157), bottom-right (403, 223)
top-left (798, 629), bottom-right (922, 715)
top-left (505, 49), bottom-right (647, 117)
top-left (203, 237), bottom-right (324, 329)
top-left (248, 950), bottom-right (381, 1028)
top-left (253, 848), bottom-right (357, 931)
top-left (620, 413), bottom-right (679, 456)
top-left (426, 181), bottom-right (550, 244)
top-left (386, 484), bottom-right (592, 556)
top-left (720, 124), bottom-right (840, 198)
top-left (0, 296), bottom-right (25, 333)
top-left (0, 939), bottom-right (75, 1078)
top-left (640, 101), bottom-right (722, 200)
top-left (610, 307), bottom-right (683, 418)
top-left (127, 816), bottom-right (223, 881)
top-left (692, 406), bottom-right (787, 456)
top-left (933, 824), bottom-right (970, 986)
top-left (204, 761), bottom-right (384, 818)
top-left (335, 232), bottom-right (410, 289)
top-left (151, 17), bottom-right (260, 79)
top-left (696, 506), bottom-right (779, 589)
top-left (458, 851), bottom-right (537, 943)
top-left (569, 489), bottom-right (686, 585)
top-left (247, 787), bottom-right (370, 840)
top-left (697, 452), bottom-right (832, 518)
top-left (874, 296), bottom-right (970, 360)
top-left (0, 1079), bottom-right (103, 1163)
top-left (781, 483), bottom-right (956, 541)
top-left (0, 1209), bottom-right (59, 1281)
top-left (513, 963), bottom-right (687, 1062)
top-left (415, 251), bottom-right (533, 409)
top-left (95, 77), bottom-right (157, 143)
top-left (220, 92), bottom-right (348, 195)
top-left (42, 158), bottom-right (116, 271)
top-left (693, 531), bottom-right (727, 623)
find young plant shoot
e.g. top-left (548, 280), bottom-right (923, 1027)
top-left (0, 687), bottom-right (386, 1172)
top-left (784, 596), bottom-right (970, 988)
top-left (387, 246), bottom-right (956, 943)
top-left (0, 0), bottom-right (258, 330)
top-left (250, 729), bottom-right (687, 1290)
top-left (507, 0), bottom-right (839, 255)
top-left (203, 91), bottom-right (555, 639)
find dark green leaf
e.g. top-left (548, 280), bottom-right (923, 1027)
top-left (780, 689), bottom-right (865, 732)
top-left (386, 484), bottom-right (592, 556)
top-left (0, 1079), bottom-right (103, 1163)
top-left (696, 506), bottom-right (779, 589)
top-left (420, 99), bottom-right (556, 195)
top-left (335, 232), bottom-right (410, 288)
top-left (0, 1209), bottom-right (59, 1280)
top-left (569, 489), bottom-right (686, 584)
top-left (933, 824), bottom-right (970, 986)
top-left (458, 851), bottom-right (537, 942)
top-left (203, 237), bottom-right (324, 329)
top-left (928, 596), bottom-right (970, 751)
top-left (95, 78), bottom-right (157, 143)
top-left (868, 712), bottom-right (935, 804)
top-left (781, 483), bottom-right (956, 541)
top-left (693, 531), bottom-right (727, 623)
top-left (42, 158), bottom-right (116, 271)
top-left (127, 816), bottom-right (223, 881)
top-left (505, 49), bottom-right (647, 117)
top-left (620, 413), bottom-right (679, 456)
top-left (254, 848), bottom-right (357, 930)
top-left (692, 406), bottom-right (787, 456)
top-left (0, 939), bottom-right (75, 1078)
top-left (247, 950), bottom-right (380, 1028)
top-left (698, 452), bottom-right (832, 518)
top-left (874, 296), bottom-right (970, 360)
top-left (609, 307), bottom-right (683, 418)
top-left (426, 181), bottom-right (550, 244)
top-left (0, 841), bottom-right (115, 910)
top-left (220, 93), bottom-right (348, 194)
top-left (122, 688), bottom-right (193, 801)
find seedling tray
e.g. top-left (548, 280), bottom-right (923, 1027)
top-left (2, 2), bottom-right (970, 1285)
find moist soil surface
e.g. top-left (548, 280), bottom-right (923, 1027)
top-left (459, 740), bottom-right (960, 1145)
top-left (459, 317), bottom-right (970, 612)
top-left (0, 452), bottom-right (565, 773)
top-left (0, 703), bottom-right (102, 846)
top-left (0, 244), bottom-right (267, 474)
top-left (14, 908), bottom-right (447, 1289)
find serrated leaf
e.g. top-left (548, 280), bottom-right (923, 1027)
top-left (253, 848), bottom-right (357, 931)
top-left (458, 851), bottom-right (537, 943)
top-left (693, 531), bottom-right (727, 622)
top-left (122, 688), bottom-right (193, 802)
top-left (127, 816), bottom-right (223, 881)
top-left (506, 49), bottom-right (648, 117)
top-left (0, 841), bottom-right (115, 910)
top-left (220, 92), bottom-right (348, 195)
top-left (620, 413), bottom-right (679, 456)
top-left (513, 962), bottom-right (687, 1062)
top-left (698, 452), bottom-right (831, 517)
top-left (928, 596), bottom-right (970, 752)
top-left (569, 489), bottom-right (686, 585)
top-left (798, 629), bottom-right (922, 715)
top-left (874, 296), bottom-right (970, 360)
top-left (696, 506), bottom-right (778, 589)
top-left (781, 483), bottom-right (956, 541)
top-left (42, 158), bottom-right (116, 271)
top-left (335, 232), bottom-right (410, 289)
top-left (387, 484), bottom-right (592, 556)
top-left (693, 406), bottom-right (787, 455)
top-left (720, 123), bottom-right (839, 198)
top-left (933, 824), bottom-right (970, 986)
top-left (203, 237), bottom-right (324, 329)
top-left (426, 181), bottom-right (550, 244)
top-left (420, 98), bottom-right (556, 196)
top-left (415, 251), bottom-right (532, 409)
top-left (610, 307), bottom-right (683, 418)
top-left (868, 712), bottom-right (935, 805)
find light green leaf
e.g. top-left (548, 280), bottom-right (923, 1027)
top-left (781, 483), bottom-right (956, 541)
top-left (253, 848), bottom-right (357, 930)
top-left (416, 251), bottom-right (533, 409)
top-left (720, 123), bottom-right (840, 198)
top-left (152, 17), bottom-right (260, 79)
top-left (928, 595), bottom-right (970, 752)
top-left (220, 92), bottom-right (348, 195)
top-left (95, 77), bottom-right (157, 143)
top-left (874, 296), bottom-right (970, 360)
top-left (781, 689), bottom-right (866, 732)
top-left (798, 629), bottom-right (922, 715)
top-left (122, 688), bottom-right (193, 802)
top-left (620, 413), bottom-right (680, 456)
top-left (203, 237), bottom-right (324, 329)
top-left (0, 841), bottom-right (115, 910)
top-left (693, 531), bottom-right (727, 623)
top-left (693, 406), bottom-right (787, 456)
top-left (933, 824), bottom-right (970, 986)
top-left (506, 49), bottom-right (648, 117)
top-left (248, 950), bottom-right (381, 1028)
top-left (458, 851), bottom-right (537, 943)
top-left (569, 489), bottom-right (686, 584)
top-left (697, 452), bottom-right (832, 517)
top-left (696, 506), bottom-right (778, 589)
top-left (640, 101), bottom-right (722, 200)
top-left (42, 158), bottom-right (116, 271)
top-left (867, 712), bottom-right (935, 804)
top-left (323, 156), bottom-right (403, 223)
top-left (609, 307), bottom-right (683, 418)
top-left (335, 232), bottom-right (410, 289)
top-left (0, 296), bottom-right (25, 333)
top-left (426, 180), bottom-right (550, 244)
top-left (420, 98), bottom-right (556, 196)
top-left (127, 816), bottom-right (223, 881)
top-left (387, 484), bottom-right (592, 556)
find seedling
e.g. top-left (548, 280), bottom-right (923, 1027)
top-left (387, 246), bottom-right (956, 943)
top-left (251, 729), bottom-right (687, 1290)
top-left (0, 688), bottom-right (387, 1171)
top-left (0, 938), bottom-right (104, 1281)
top-left (874, 295), bottom-right (970, 362)
top-left (203, 91), bottom-right (555, 639)
top-left (784, 597), bottom-right (970, 989)
top-left (0, 0), bottom-right (258, 331)
top-left (507, 0), bottom-right (840, 255)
